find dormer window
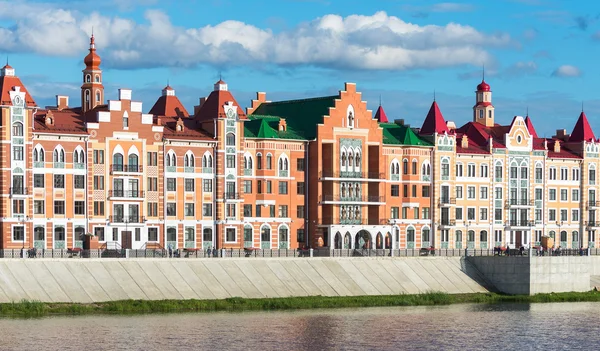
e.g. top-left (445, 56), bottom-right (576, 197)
top-left (348, 111), bottom-right (354, 128)
top-left (177, 125), bottom-right (183, 131)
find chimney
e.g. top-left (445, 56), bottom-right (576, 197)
top-left (461, 135), bottom-right (469, 149)
top-left (247, 92), bottom-right (268, 114)
top-left (56, 95), bottom-right (69, 110)
top-left (554, 129), bottom-right (569, 141)
top-left (194, 97), bottom-right (207, 115)
top-left (395, 119), bottom-right (405, 126)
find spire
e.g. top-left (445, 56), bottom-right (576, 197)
top-left (374, 105), bottom-right (388, 123)
top-left (433, 89), bottom-right (436, 102)
top-left (524, 115), bottom-right (538, 138)
top-left (420, 101), bottom-right (449, 135)
top-left (84, 33), bottom-right (101, 69)
top-left (569, 111), bottom-right (596, 142)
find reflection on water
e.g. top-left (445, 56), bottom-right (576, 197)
top-left (0, 302), bottom-right (599, 351)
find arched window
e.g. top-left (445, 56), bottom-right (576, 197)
top-left (467, 230), bottom-right (475, 242)
top-left (113, 153), bottom-right (123, 171)
top-left (261, 225), bottom-right (271, 244)
top-left (266, 154), bottom-right (272, 169)
top-left (74, 150), bottom-right (79, 163)
top-left (455, 230), bottom-right (463, 243)
top-left (441, 159), bottom-right (450, 177)
top-left (54, 227), bottom-right (65, 242)
top-left (341, 183), bottom-right (347, 198)
top-left (407, 227), bottom-right (415, 242)
top-left (226, 133), bottom-right (235, 146)
top-left (75, 227), bottom-right (85, 242)
top-left (96, 91), bottom-right (101, 102)
top-left (95, 75), bottom-right (100, 83)
top-left (203, 228), bottom-right (213, 242)
top-left (495, 162), bottom-right (503, 180)
top-left (480, 230), bottom-right (488, 242)
top-left (128, 154), bottom-right (138, 167)
top-left (12, 122), bottom-right (23, 136)
top-left (549, 231), bottom-right (556, 240)
top-left (341, 152), bottom-right (347, 167)
top-left (33, 149), bottom-right (38, 162)
top-left (184, 154), bottom-right (195, 167)
top-left (412, 160), bottom-right (417, 175)
top-left (256, 153), bottom-right (262, 170)
top-left (278, 156), bottom-right (289, 171)
top-left (167, 227), bottom-right (177, 242)
top-left (79, 150), bottom-right (85, 164)
top-left (247, 157), bottom-right (252, 169)
top-left (348, 151), bottom-right (354, 169)
top-left (185, 227), bottom-right (195, 243)
top-left (560, 231), bottom-right (567, 242)
top-left (166, 153), bottom-right (176, 167)
top-left (403, 159), bottom-right (408, 175)
top-left (279, 227), bottom-right (288, 248)
top-left (34, 147), bottom-right (45, 162)
top-left (85, 75), bottom-right (91, 83)
top-left (355, 152), bottom-right (361, 168)
top-left (53, 148), bottom-right (65, 163)
top-left (34, 226), bottom-right (45, 241)
top-left (347, 111), bottom-right (354, 128)
top-left (202, 154), bottom-right (213, 168)
top-left (422, 227), bottom-right (430, 244)
top-left (573, 231), bottom-right (579, 243)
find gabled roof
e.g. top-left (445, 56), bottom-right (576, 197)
top-left (194, 86), bottom-right (246, 121)
top-left (569, 111), bottom-right (596, 143)
top-left (420, 101), bottom-right (449, 135)
top-left (250, 95), bottom-right (337, 140)
top-left (380, 122), bottom-right (432, 146)
top-left (149, 86), bottom-right (189, 118)
top-left (0, 68), bottom-right (36, 107)
top-left (524, 116), bottom-right (538, 138)
top-left (374, 105), bottom-right (388, 123)
top-left (244, 115), bottom-right (306, 140)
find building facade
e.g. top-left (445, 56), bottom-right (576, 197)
top-left (1, 37), bottom-right (598, 251)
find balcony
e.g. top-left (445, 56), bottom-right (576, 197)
top-left (319, 195), bottom-right (385, 203)
top-left (320, 217), bottom-right (369, 225)
top-left (439, 197), bottom-right (456, 206)
top-left (224, 192), bottom-right (241, 200)
top-left (108, 190), bottom-right (145, 198)
top-left (110, 164), bottom-right (143, 173)
top-left (109, 215), bottom-right (145, 223)
top-left (586, 221), bottom-right (600, 228)
top-left (507, 220), bottom-right (534, 228)
top-left (506, 199), bottom-right (534, 207)
top-left (588, 201), bottom-right (600, 209)
top-left (439, 219), bottom-right (456, 227)
top-left (10, 187), bottom-right (28, 196)
top-left (319, 171), bottom-right (385, 180)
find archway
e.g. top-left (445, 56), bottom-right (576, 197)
top-left (385, 233), bottom-right (392, 249)
top-left (376, 232), bottom-right (383, 249)
top-left (334, 232), bottom-right (342, 249)
top-left (355, 230), bottom-right (371, 249)
top-left (344, 232), bottom-right (351, 249)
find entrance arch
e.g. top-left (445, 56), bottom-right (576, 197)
top-left (334, 232), bottom-right (342, 249)
top-left (355, 230), bottom-right (372, 249)
top-left (344, 232), bottom-right (351, 249)
top-left (385, 232), bottom-right (392, 249)
top-left (376, 232), bottom-right (383, 249)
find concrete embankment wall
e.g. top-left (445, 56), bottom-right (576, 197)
top-left (0, 257), bottom-right (489, 303)
top-left (467, 256), bottom-right (591, 295)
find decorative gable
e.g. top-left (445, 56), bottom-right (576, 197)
top-left (505, 116), bottom-right (532, 151)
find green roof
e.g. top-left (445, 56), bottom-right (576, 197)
top-left (248, 95), bottom-right (338, 140)
top-left (380, 122), bottom-right (433, 146)
top-left (244, 116), bottom-right (306, 140)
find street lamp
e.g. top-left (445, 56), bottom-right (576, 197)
top-left (556, 220), bottom-right (564, 248)
top-left (465, 220), bottom-right (472, 249)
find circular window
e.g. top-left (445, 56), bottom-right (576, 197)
top-left (517, 135), bottom-right (522, 143)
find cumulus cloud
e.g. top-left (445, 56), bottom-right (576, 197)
top-left (504, 61), bottom-right (537, 76)
top-left (0, 2), bottom-right (512, 71)
top-left (552, 65), bottom-right (581, 77)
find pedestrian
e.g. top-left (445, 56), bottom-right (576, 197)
top-left (206, 246), bottom-right (211, 258)
top-left (212, 247), bottom-right (217, 257)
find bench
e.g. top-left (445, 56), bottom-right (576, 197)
top-left (67, 248), bottom-right (83, 258)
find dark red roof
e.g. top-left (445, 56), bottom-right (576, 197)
top-left (194, 84), bottom-right (246, 121)
top-left (524, 116), bottom-right (538, 138)
top-left (569, 111), bottom-right (596, 142)
top-left (0, 73), bottom-right (36, 107)
top-left (420, 101), bottom-right (448, 135)
top-left (477, 80), bottom-right (490, 92)
top-left (149, 88), bottom-right (189, 118)
top-left (35, 108), bottom-right (87, 134)
top-left (160, 117), bottom-right (214, 140)
top-left (374, 105), bottom-right (388, 123)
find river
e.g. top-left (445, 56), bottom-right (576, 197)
top-left (0, 302), bottom-right (597, 350)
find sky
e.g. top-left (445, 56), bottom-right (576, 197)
top-left (0, 0), bottom-right (599, 137)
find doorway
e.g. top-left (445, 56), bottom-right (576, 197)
top-left (121, 231), bottom-right (132, 249)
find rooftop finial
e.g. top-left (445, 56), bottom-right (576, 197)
top-left (433, 89), bottom-right (436, 102)
top-left (582, 101), bottom-right (584, 112)
top-left (482, 63), bottom-right (485, 81)
top-left (167, 78), bottom-right (169, 87)
top-left (379, 95), bottom-right (382, 106)
top-left (526, 106), bottom-right (529, 117)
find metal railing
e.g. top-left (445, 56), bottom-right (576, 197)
top-left (439, 197), bottom-right (456, 205)
top-left (319, 195), bottom-right (385, 203)
top-left (508, 220), bottom-right (534, 227)
top-left (110, 164), bottom-right (143, 173)
top-left (224, 192), bottom-right (241, 200)
top-left (589, 201), bottom-right (600, 208)
top-left (319, 217), bottom-right (370, 225)
top-left (108, 215), bottom-right (145, 223)
top-left (507, 199), bottom-right (534, 206)
top-left (9, 187), bottom-right (28, 195)
top-left (319, 171), bottom-right (385, 179)
top-left (108, 190), bottom-right (145, 198)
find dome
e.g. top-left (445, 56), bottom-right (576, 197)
top-left (477, 80), bottom-right (490, 92)
top-left (84, 35), bottom-right (101, 69)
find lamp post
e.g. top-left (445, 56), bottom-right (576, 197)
top-left (556, 220), bottom-right (564, 249)
top-left (466, 220), bottom-right (472, 249)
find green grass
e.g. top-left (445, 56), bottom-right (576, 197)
top-left (2, 290), bottom-right (600, 318)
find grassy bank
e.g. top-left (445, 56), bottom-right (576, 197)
top-left (1, 290), bottom-right (600, 317)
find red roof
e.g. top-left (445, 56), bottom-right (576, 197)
top-left (477, 80), bottom-right (491, 92)
top-left (0, 74), bottom-right (36, 107)
top-left (194, 81), bottom-right (246, 121)
top-left (374, 105), bottom-right (388, 123)
top-left (160, 117), bottom-right (214, 140)
top-left (569, 111), bottom-right (596, 142)
top-left (149, 87), bottom-right (189, 118)
top-left (524, 116), bottom-right (538, 138)
top-left (35, 108), bottom-right (87, 134)
top-left (420, 101), bottom-right (448, 135)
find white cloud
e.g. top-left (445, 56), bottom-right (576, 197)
top-left (552, 65), bottom-right (581, 77)
top-left (505, 61), bottom-right (537, 76)
top-left (0, 2), bottom-right (512, 71)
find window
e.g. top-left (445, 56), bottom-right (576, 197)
top-left (226, 204), bottom-right (236, 218)
top-left (54, 201), bottom-right (65, 215)
top-left (403, 159), bottom-right (408, 175)
top-left (147, 177), bottom-right (158, 192)
top-left (572, 209), bottom-right (579, 222)
top-left (54, 175), bottom-right (64, 188)
top-left (226, 228), bottom-right (236, 242)
top-left (93, 150), bottom-right (104, 164)
top-left (535, 188), bottom-right (542, 200)
top-left (495, 209), bottom-right (502, 221)
top-left (467, 164), bottom-right (476, 177)
top-left (535, 209), bottom-right (542, 222)
top-left (266, 180), bottom-right (272, 194)
top-left (255, 205), bottom-right (262, 217)
top-left (590, 167), bottom-right (596, 185)
top-left (572, 168), bottom-right (580, 181)
top-left (297, 205), bottom-right (305, 218)
top-left (456, 186), bottom-right (463, 199)
top-left (510, 165), bottom-right (518, 179)
top-left (256, 154), bottom-right (262, 170)
top-left (297, 158), bottom-right (305, 171)
top-left (413, 208), bottom-right (419, 219)
top-left (422, 186), bottom-right (430, 197)
top-left (480, 208), bottom-right (488, 221)
top-left (12, 199), bottom-right (24, 214)
top-left (456, 207), bottom-right (463, 220)
top-left (123, 113), bottom-right (129, 128)
top-left (297, 182), bottom-right (305, 194)
top-left (243, 204), bottom-right (252, 217)
top-left (412, 160), bottom-right (417, 175)
top-left (297, 229), bottom-right (305, 243)
top-left (266, 154), bottom-right (272, 169)
top-left (456, 163), bottom-right (463, 177)
top-left (278, 205), bottom-right (288, 218)
top-left (94, 227), bottom-right (105, 241)
top-left (226, 133), bottom-right (235, 146)
top-left (185, 203), bottom-right (195, 216)
top-left (94, 201), bottom-right (104, 216)
top-left (549, 189), bottom-right (556, 201)
top-left (185, 179), bottom-right (195, 192)
top-left (560, 189), bottom-right (568, 201)
top-left (147, 202), bottom-right (158, 217)
top-left (495, 164), bottom-right (503, 180)
top-left (166, 203), bottom-right (176, 216)
top-left (391, 185), bottom-right (399, 197)
top-left (34, 147), bottom-right (45, 162)
top-left (549, 167), bottom-right (557, 180)
top-left (184, 154), bottom-right (195, 168)
top-left (12, 226), bottom-right (24, 241)
top-left (572, 189), bottom-right (579, 202)
top-left (467, 186), bottom-right (475, 199)
top-left (549, 209), bottom-right (556, 221)
top-left (74, 201), bottom-right (85, 215)
top-left (167, 227), bottom-right (176, 242)
top-left (12, 122), bottom-right (23, 136)
top-left (34, 200), bottom-right (44, 214)
top-left (467, 208), bottom-right (476, 221)
top-left (13, 146), bottom-right (23, 160)
top-left (347, 111), bottom-right (354, 128)
top-left (560, 168), bottom-right (568, 180)
top-left (93, 176), bottom-right (104, 190)
top-left (226, 155), bottom-right (236, 168)
top-left (402, 207), bottom-right (408, 219)
top-left (391, 207), bottom-right (399, 219)
top-left (147, 152), bottom-right (158, 166)
top-left (560, 209), bottom-right (568, 222)
top-left (520, 167), bottom-right (528, 179)
top-left (147, 228), bottom-right (158, 242)
top-left (480, 231), bottom-right (488, 243)
top-left (441, 160), bottom-right (450, 177)
top-left (74, 175), bottom-right (85, 189)
top-left (203, 179), bottom-right (213, 192)
top-left (480, 164), bottom-right (488, 178)
top-left (243, 180), bottom-right (252, 194)
top-left (279, 181), bottom-right (288, 194)
top-left (480, 186), bottom-right (488, 200)
top-left (167, 178), bottom-right (176, 192)
top-left (203, 204), bottom-right (213, 216)
top-left (535, 165), bottom-right (543, 183)
top-left (495, 187), bottom-right (503, 199)
top-left (34, 174), bottom-right (44, 188)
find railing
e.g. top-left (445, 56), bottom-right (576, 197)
top-left (507, 199), bottom-right (534, 206)
top-left (108, 190), bottom-right (145, 198)
top-left (588, 201), bottom-right (600, 208)
top-left (319, 195), bottom-right (385, 203)
top-left (320, 217), bottom-right (369, 225)
top-left (108, 215), bottom-right (145, 223)
top-left (319, 171), bottom-right (385, 180)
top-left (508, 220), bottom-right (534, 227)
top-left (110, 164), bottom-right (143, 173)
top-left (33, 161), bottom-right (44, 168)
top-left (224, 192), bottom-right (240, 200)
top-left (586, 221), bottom-right (600, 227)
top-left (439, 197), bottom-right (456, 205)
top-left (440, 219), bottom-right (456, 226)
top-left (9, 187), bottom-right (28, 195)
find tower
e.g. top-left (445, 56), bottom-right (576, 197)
top-left (81, 34), bottom-right (104, 113)
top-left (473, 79), bottom-right (495, 127)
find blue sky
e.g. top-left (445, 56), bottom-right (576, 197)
top-left (1, 0), bottom-right (599, 137)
